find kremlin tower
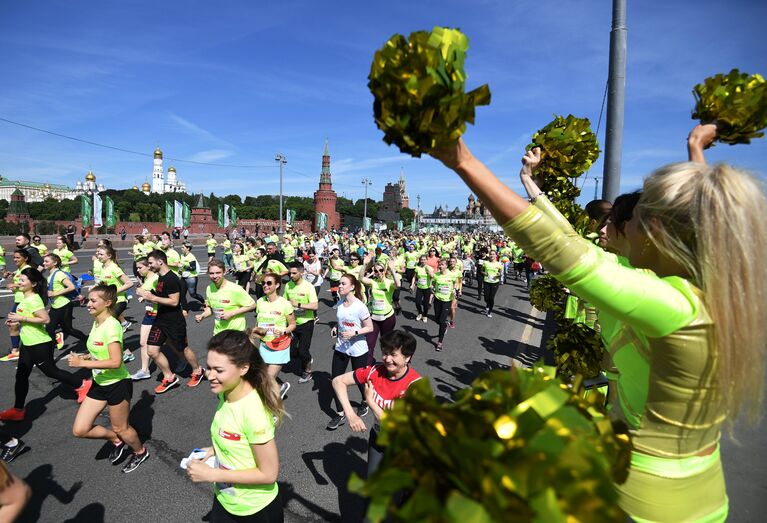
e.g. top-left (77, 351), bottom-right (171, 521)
top-left (313, 140), bottom-right (340, 231)
top-left (152, 146), bottom-right (164, 194)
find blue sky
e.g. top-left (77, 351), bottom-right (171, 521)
top-left (1, 0), bottom-right (765, 214)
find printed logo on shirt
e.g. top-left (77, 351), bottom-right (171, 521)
top-left (94, 341), bottom-right (104, 346)
top-left (342, 321), bottom-right (356, 328)
top-left (221, 299), bottom-right (230, 304)
top-left (218, 429), bottom-right (241, 441)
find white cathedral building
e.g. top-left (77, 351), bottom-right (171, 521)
top-left (149, 146), bottom-right (186, 194)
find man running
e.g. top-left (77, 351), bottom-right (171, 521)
top-left (284, 262), bottom-right (318, 383)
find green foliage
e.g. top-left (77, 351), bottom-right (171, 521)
top-left (527, 115), bottom-right (600, 179)
top-left (692, 69), bottom-right (767, 145)
top-left (351, 366), bottom-right (631, 522)
top-left (528, 276), bottom-right (565, 316)
top-left (547, 322), bottom-right (604, 380)
top-left (369, 26), bottom-right (491, 157)
top-left (399, 207), bottom-right (415, 223)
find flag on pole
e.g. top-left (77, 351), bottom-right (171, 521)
top-left (174, 200), bottom-right (183, 228)
top-left (410, 221), bottom-right (417, 232)
top-left (183, 202), bottom-right (191, 227)
top-left (224, 204), bottom-right (230, 228)
top-left (363, 217), bottom-right (372, 232)
top-left (230, 206), bottom-right (237, 227)
top-left (165, 201), bottom-right (174, 228)
top-left (397, 220), bottom-right (403, 231)
top-left (80, 195), bottom-right (92, 227)
top-left (316, 212), bottom-right (327, 231)
top-left (286, 209), bottom-right (296, 225)
top-left (93, 193), bottom-right (103, 227)
top-left (217, 205), bottom-right (225, 228)
top-left (105, 196), bottom-right (116, 227)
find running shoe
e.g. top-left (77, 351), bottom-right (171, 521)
top-left (356, 404), bottom-right (369, 417)
top-left (326, 414), bottom-right (346, 430)
top-left (121, 321), bottom-right (132, 333)
top-left (0, 352), bottom-right (19, 362)
top-left (187, 368), bottom-right (205, 388)
top-left (131, 369), bottom-right (151, 381)
top-left (122, 448), bottom-right (150, 473)
top-left (279, 382), bottom-right (291, 399)
top-left (122, 351), bottom-right (135, 363)
top-left (1, 440), bottom-right (26, 463)
top-left (298, 372), bottom-right (313, 384)
top-left (422, 317), bottom-right (428, 323)
top-left (449, 320), bottom-right (455, 329)
top-left (154, 375), bottom-right (180, 394)
top-left (436, 342), bottom-right (443, 352)
top-left (487, 313), bottom-right (493, 318)
top-left (75, 379), bottom-right (92, 404)
top-left (109, 442), bottom-right (127, 464)
top-left (416, 314), bottom-right (422, 321)
top-left (0, 408), bottom-right (25, 422)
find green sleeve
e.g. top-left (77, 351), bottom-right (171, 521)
top-left (503, 206), bottom-right (698, 337)
top-left (533, 194), bottom-right (578, 235)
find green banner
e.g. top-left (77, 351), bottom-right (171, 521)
top-left (105, 196), bottom-right (116, 227)
top-left (316, 212), bottom-right (327, 231)
top-left (183, 202), bottom-right (191, 227)
top-left (286, 209), bottom-right (296, 225)
top-left (397, 220), bottom-right (403, 231)
top-left (80, 195), bottom-right (92, 227)
top-left (230, 206), bottom-right (237, 227)
top-left (410, 221), bottom-right (417, 232)
top-left (165, 201), bottom-right (174, 228)
top-left (363, 216), bottom-right (372, 232)
top-left (217, 205), bottom-right (225, 228)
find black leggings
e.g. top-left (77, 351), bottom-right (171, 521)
top-left (366, 314), bottom-right (397, 365)
top-left (15, 341), bottom-right (83, 409)
top-left (484, 282), bottom-right (500, 313)
top-left (46, 302), bottom-right (87, 342)
top-left (331, 350), bottom-right (368, 412)
top-left (433, 299), bottom-right (451, 343)
top-left (185, 277), bottom-right (206, 302)
top-left (210, 492), bottom-right (283, 523)
top-left (290, 321), bottom-right (314, 370)
top-left (234, 272), bottom-right (251, 290)
top-left (415, 288), bottom-right (431, 316)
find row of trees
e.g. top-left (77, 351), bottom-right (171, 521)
top-left (0, 190), bottom-right (416, 224)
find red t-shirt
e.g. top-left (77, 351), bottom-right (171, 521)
top-left (353, 364), bottom-right (421, 412)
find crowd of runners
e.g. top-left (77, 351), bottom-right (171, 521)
top-left (0, 123), bottom-right (765, 523)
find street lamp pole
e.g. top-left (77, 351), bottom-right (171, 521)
top-left (362, 178), bottom-right (372, 231)
top-left (416, 194), bottom-right (421, 231)
top-left (275, 153), bottom-right (287, 235)
top-left (593, 177), bottom-right (600, 200)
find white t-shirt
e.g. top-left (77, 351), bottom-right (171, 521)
top-left (303, 259), bottom-right (323, 286)
top-left (335, 298), bottom-right (370, 357)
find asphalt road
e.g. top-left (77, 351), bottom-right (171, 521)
top-left (0, 246), bottom-right (764, 522)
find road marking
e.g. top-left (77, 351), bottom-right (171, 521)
top-left (511, 304), bottom-right (545, 369)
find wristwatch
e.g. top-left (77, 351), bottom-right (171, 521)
top-left (354, 330), bottom-right (359, 336)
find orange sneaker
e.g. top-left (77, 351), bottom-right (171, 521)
top-left (75, 379), bottom-right (92, 404)
top-left (187, 368), bottom-right (205, 388)
top-left (0, 408), bottom-right (25, 421)
top-left (154, 375), bottom-right (179, 394)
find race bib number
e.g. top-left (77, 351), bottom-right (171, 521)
top-left (213, 308), bottom-right (225, 320)
top-left (438, 284), bottom-right (452, 296)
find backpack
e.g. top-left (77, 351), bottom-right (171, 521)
top-left (48, 269), bottom-right (81, 303)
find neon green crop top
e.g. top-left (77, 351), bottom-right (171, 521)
top-left (505, 204), bottom-right (724, 458)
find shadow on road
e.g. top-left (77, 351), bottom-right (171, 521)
top-left (300, 436), bottom-right (368, 522)
top-left (20, 464), bottom-right (83, 523)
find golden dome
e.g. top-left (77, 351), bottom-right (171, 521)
top-left (154, 146), bottom-right (163, 159)
top-left (132, 185), bottom-right (139, 190)
top-left (168, 166), bottom-right (176, 172)
top-left (141, 182), bottom-right (151, 191)
top-left (85, 170), bottom-right (96, 181)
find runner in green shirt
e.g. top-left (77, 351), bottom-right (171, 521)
top-left (359, 253), bottom-right (400, 364)
top-left (284, 262), bottom-right (319, 382)
top-left (69, 283), bottom-right (149, 473)
top-left (206, 233), bottom-right (218, 262)
top-left (130, 257), bottom-right (159, 381)
top-left (1, 250), bottom-right (32, 361)
top-left (44, 253), bottom-right (87, 351)
top-left (96, 245), bottom-right (134, 331)
top-left (411, 255), bottom-right (434, 322)
top-left (196, 259), bottom-right (256, 335)
top-left (479, 250), bottom-right (504, 318)
top-left (186, 330), bottom-right (284, 521)
top-left (53, 235), bottom-right (78, 274)
top-left (431, 258), bottom-right (455, 351)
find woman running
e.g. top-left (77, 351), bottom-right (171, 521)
top-left (130, 257), bottom-right (159, 381)
top-left (359, 254), bottom-right (400, 365)
top-left (186, 330), bottom-right (284, 522)
top-left (478, 249), bottom-right (503, 317)
top-left (447, 256), bottom-right (463, 328)
top-left (0, 268), bottom-right (92, 422)
top-left (96, 244), bottom-right (134, 333)
top-left (323, 248), bottom-right (345, 305)
top-left (2, 250), bottom-right (32, 362)
top-left (52, 235), bottom-right (78, 274)
top-left (410, 255), bottom-right (434, 323)
top-left (195, 259), bottom-right (256, 335)
top-left (70, 284), bottom-right (149, 473)
top-left (326, 274), bottom-right (373, 430)
top-left (431, 258), bottom-right (455, 352)
top-left (331, 329), bottom-right (421, 477)
top-left (44, 254), bottom-right (87, 352)
top-left (206, 233), bottom-right (218, 262)
top-left (251, 272), bottom-right (296, 401)
top-left (231, 242), bottom-right (253, 290)
top-left (430, 127), bottom-right (766, 522)
top-left (181, 242), bottom-right (206, 304)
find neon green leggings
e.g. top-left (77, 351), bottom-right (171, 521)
top-left (617, 447), bottom-right (728, 522)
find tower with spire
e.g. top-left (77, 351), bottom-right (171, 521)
top-left (152, 146), bottom-right (165, 194)
top-left (313, 140), bottom-right (340, 231)
top-left (398, 168), bottom-right (409, 209)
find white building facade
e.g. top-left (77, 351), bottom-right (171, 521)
top-left (150, 147), bottom-right (186, 194)
top-left (0, 170), bottom-right (104, 203)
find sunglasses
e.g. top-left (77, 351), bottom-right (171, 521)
top-left (262, 281), bottom-right (277, 287)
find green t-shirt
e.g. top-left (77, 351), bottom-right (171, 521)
top-left (141, 272), bottom-right (159, 316)
top-left (284, 279), bottom-right (317, 325)
top-left (233, 254), bottom-right (250, 273)
top-left (164, 248), bottom-right (182, 276)
top-left (33, 243), bottom-right (48, 256)
top-left (17, 294), bottom-right (52, 346)
top-left (48, 270), bottom-right (72, 309)
top-left (223, 240), bottom-right (232, 255)
top-left (99, 262), bottom-right (128, 303)
top-left (210, 390), bottom-right (278, 516)
top-left (207, 281), bottom-right (256, 335)
top-left (404, 251), bottom-right (419, 269)
top-left (207, 238), bottom-right (218, 254)
top-left (255, 296), bottom-right (293, 343)
top-left (132, 243), bottom-right (145, 261)
top-left (327, 258), bottom-right (345, 281)
top-left (265, 259), bottom-right (287, 276)
top-left (0, 245), bottom-right (5, 267)
top-left (182, 252), bottom-right (200, 277)
top-left (482, 261), bottom-right (504, 284)
top-left (12, 266), bottom-right (28, 303)
top-left (433, 272), bottom-right (456, 302)
top-left (368, 278), bottom-right (394, 318)
top-left (92, 258), bottom-right (103, 281)
top-left (414, 266), bottom-right (432, 289)
top-left (282, 244), bottom-right (295, 263)
top-left (53, 247), bottom-right (74, 273)
top-left (87, 316), bottom-right (129, 385)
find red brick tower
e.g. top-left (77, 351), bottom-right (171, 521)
top-left (313, 140), bottom-right (340, 231)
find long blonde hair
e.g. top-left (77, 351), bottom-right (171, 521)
top-left (637, 162), bottom-right (767, 428)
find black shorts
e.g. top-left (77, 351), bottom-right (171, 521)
top-left (114, 301), bottom-right (128, 318)
top-left (87, 378), bottom-right (133, 405)
top-left (513, 262), bottom-right (525, 272)
top-left (148, 320), bottom-right (188, 349)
